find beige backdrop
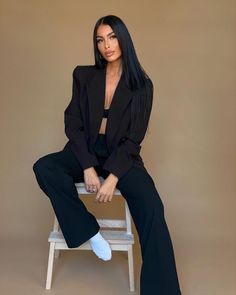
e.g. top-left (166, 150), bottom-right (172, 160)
top-left (1, 1), bottom-right (236, 295)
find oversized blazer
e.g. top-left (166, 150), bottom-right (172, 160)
top-left (62, 64), bottom-right (153, 180)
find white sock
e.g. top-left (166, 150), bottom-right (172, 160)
top-left (89, 231), bottom-right (112, 261)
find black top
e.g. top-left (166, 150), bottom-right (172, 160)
top-left (103, 108), bottom-right (110, 118)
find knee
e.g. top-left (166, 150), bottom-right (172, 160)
top-left (32, 155), bottom-right (53, 177)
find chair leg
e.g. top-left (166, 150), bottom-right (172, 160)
top-left (128, 245), bottom-right (135, 292)
top-left (55, 249), bottom-right (60, 258)
top-left (46, 242), bottom-right (56, 290)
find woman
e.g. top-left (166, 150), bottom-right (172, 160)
top-left (33, 15), bottom-right (182, 295)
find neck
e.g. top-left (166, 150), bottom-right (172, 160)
top-left (106, 59), bottom-right (122, 77)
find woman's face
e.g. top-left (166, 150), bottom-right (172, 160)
top-left (96, 24), bottom-right (122, 62)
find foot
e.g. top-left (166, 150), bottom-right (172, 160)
top-left (89, 231), bottom-right (112, 261)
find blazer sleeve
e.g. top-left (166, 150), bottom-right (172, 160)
top-left (64, 66), bottom-right (99, 170)
top-left (102, 79), bottom-right (154, 179)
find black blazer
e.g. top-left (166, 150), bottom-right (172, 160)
top-left (63, 64), bottom-right (153, 179)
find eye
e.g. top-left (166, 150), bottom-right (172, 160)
top-left (110, 35), bottom-right (117, 39)
top-left (96, 39), bottom-right (102, 43)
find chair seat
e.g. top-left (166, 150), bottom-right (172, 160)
top-left (48, 230), bottom-right (134, 248)
top-left (75, 181), bottom-right (122, 195)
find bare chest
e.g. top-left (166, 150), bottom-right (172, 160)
top-left (104, 75), bottom-right (121, 109)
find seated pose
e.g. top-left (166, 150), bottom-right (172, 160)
top-left (33, 14), bottom-right (182, 295)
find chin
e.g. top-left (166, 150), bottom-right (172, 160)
top-left (106, 55), bottom-right (121, 63)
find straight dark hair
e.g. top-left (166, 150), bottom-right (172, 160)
top-left (92, 15), bottom-right (153, 135)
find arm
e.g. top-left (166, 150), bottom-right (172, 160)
top-left (102, 79), bottom-right (154, 179)
top-left (64, 66), bottom-right (99, 170)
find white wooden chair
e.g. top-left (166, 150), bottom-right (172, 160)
top-left (45, 177), bottom-right (135, 292)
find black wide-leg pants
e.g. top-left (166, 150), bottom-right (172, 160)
top-left (33, 147), bottom-right (182, 295)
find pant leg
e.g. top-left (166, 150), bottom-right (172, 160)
top-left (116, 166), bottom-right (182, 295)
top-left (32, 148), bottom-right (101, 248)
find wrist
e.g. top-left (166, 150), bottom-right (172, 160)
top-left (108, 173), bottom-right (119, 182)
top-left (84, 167), bottom-right (94, 173)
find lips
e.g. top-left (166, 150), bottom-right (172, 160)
top-left (105, 51), bottom-right (114, 57)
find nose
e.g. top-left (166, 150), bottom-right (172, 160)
top-left (104, 39), bottom-right (110, 49)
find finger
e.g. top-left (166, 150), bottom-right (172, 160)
top-left (88, 187), bottom-right (93, 192)
top-left (98, 197), bottom-right (103, 203)
top-left (102, 194), bottom-right (109, 203)
top-left (103, 195), bottom-right (109, 203)
top-left (99, 194), bottom-right (106, 203)
top-left (86, 185), bottom-right (91, 192)
top-left (107, 195), bottom-right (112, 202)
top-left (96, 193), bottom-right (102, 202)
top-left (97, 194), bottom-right (103, 202)
top-left (95, 196), bottom-right (101, 203)
top-left (88, 185), bottom-right (96, 192)
top-left (86, 182), bottom-right (92, 191)
top-left (92, 186), bottom-right (97, 192)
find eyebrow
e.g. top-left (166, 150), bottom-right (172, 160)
top-left (96, 31), bottom-right (115, 38)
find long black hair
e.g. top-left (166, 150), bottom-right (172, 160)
top-left (92, 15), bottom-right (153, 135)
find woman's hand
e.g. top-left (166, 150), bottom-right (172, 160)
top-left (95, 174), bottom-right (119, 203)
top-left (83, 167), bottom-right (101, 193)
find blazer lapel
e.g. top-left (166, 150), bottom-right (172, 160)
top-left (85, 65), bottom-right (134, 149)
top-left (85, 67), bottom-right (105, 145)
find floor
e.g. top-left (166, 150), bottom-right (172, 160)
top-left (0, 236), bottom-right (142, 295)
top-left (0, 234), bottom-right (235, 295)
